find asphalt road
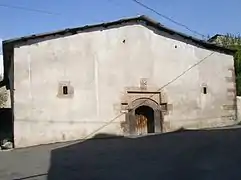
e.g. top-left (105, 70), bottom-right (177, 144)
top-left (1, 128), bottom-right (241, 180)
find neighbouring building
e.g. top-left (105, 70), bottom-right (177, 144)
top-left (0, 15), bottom-right (238, 148)
top-left (208, 34), bottom-right (241, 46)
top-left (208, 34), bottom-right (227, 45)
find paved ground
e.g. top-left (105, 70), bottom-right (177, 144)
top-left (1, 128), bottom-right (241, 180)
top-left (0, 142), bottom-right (60, 180)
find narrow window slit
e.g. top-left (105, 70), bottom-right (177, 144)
top-left (63, 86), bottom-right (68, 95)
top-left (203, 87), bottom-right (207, 94)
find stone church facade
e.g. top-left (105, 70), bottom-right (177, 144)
top-left (1, 16), bottom-right (237, 148)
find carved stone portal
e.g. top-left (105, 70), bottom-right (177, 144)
top-left (121, 97), bottom-right (162, 135)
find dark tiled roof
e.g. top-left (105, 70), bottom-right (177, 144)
top-left (3, 15), bottom-right (235, 54)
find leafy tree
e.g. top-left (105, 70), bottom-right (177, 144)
top-left (213, 34), bottom-right (241, 95)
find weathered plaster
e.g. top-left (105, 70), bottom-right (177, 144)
top-left (11, 24), bottom-right (236, 147)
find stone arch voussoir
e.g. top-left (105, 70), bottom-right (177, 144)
top-left (129, 98), bottom-right (160, 111)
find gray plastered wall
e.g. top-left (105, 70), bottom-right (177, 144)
top-left (10, 23), bottom-right (236, 148)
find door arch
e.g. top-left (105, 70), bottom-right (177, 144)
top-left (135, 105), bottom-right (155, 134)
top-left (127, 98), bottom-right (162, 135)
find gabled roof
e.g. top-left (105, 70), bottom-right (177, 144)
top-left (0, 15), bottom-right (236, 89)
top-left (3, 15), bottom-right (235, 54)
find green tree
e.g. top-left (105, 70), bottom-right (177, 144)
top-left (215, 34), bottom-right (241, 95)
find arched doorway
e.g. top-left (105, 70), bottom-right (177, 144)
top-left (135, 106), bottom-right (155, 134)
top-left (126, 98), bottom-right (162, 135)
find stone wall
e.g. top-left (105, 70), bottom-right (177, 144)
top-left (0, 87), bottom-right (10, 108)
top-left (11, 23), bottom-right (236, 147)
top-left (236, 96), bottom-right (241, 122)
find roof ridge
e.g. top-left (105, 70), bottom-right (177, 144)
top-left (2, 15), bottom-right (235, 55)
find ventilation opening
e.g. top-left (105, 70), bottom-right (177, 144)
top-left (63, 86), bottom-right (68, 95)
top-left (203, 87), bottom-right (207, 94)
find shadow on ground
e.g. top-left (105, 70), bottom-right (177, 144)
top-left (47, 129), bottom-right (241, 180)
top-left (0, 108), bottom-right (13, 145)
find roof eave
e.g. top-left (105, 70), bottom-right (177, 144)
top-left (2, 15), bottom-right (235, 56)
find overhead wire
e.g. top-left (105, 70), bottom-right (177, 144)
top-left (0, 1), bottom-right (220, 146)
top-left (0, 3), bottom-right (60, 15)
top-left (130, 0), bottom-right (207, 39)
top-left (63, 51), bottom-right (216, 145)
top-left (0, 1), bottom-right (207, 38)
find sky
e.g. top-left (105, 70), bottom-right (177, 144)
top-left (0, 0), bottom-right (240, 39)
top-left (0, 0), bottom-right (240, 73)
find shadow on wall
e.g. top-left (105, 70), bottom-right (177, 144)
top-left (0, 108), bottom-right (13, 144)
top-left (47, 129), bottom-right (241, 180)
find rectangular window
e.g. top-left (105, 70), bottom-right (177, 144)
top-left (63, 86), bottom-right (68, 95)
top-left (203, 87), bottom-right (207, 94)
top-left (57, 81), bottom-right (74, 98)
